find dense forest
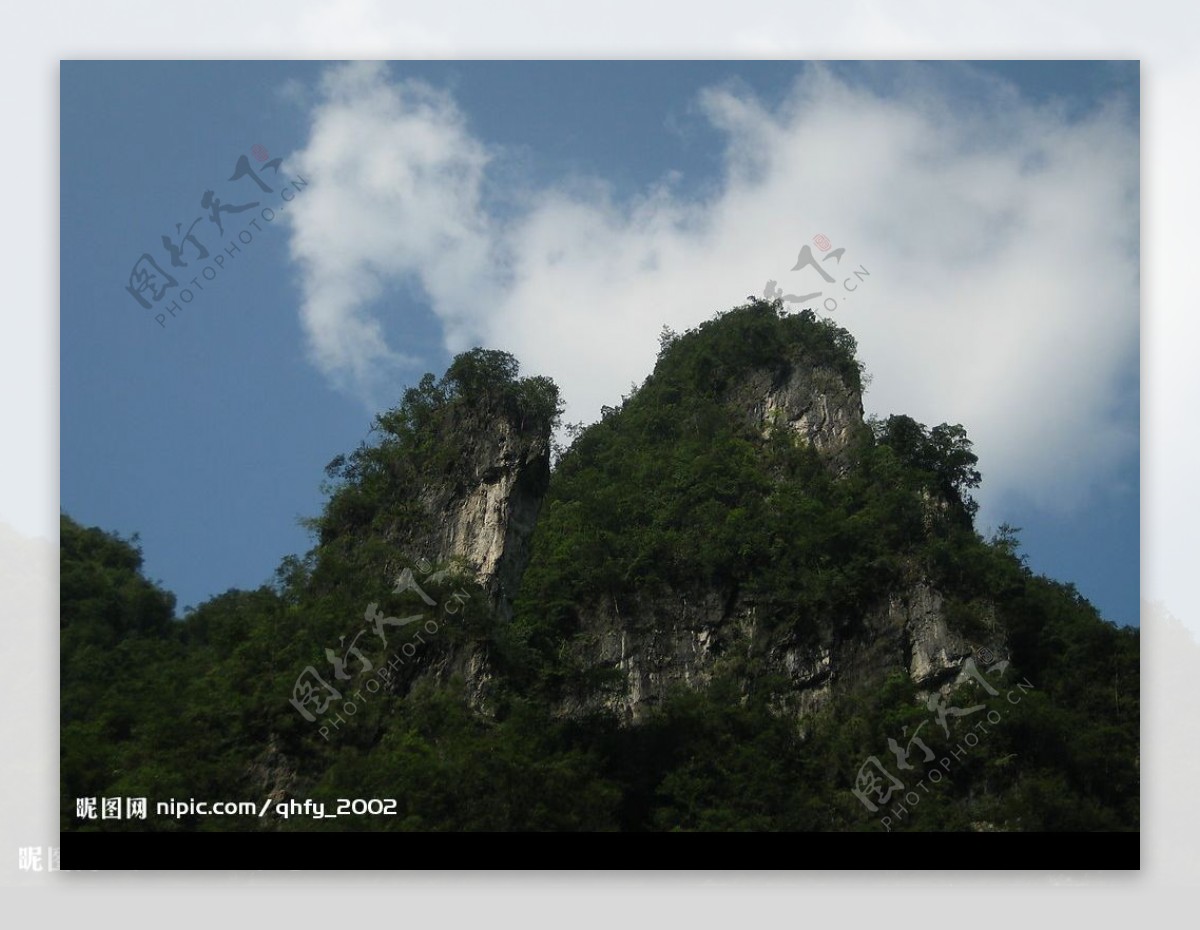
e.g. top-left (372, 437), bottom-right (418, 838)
top-left (61, 299), bottom-right (1139, 831)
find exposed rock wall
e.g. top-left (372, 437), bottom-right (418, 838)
top-left (415, 408), bottom-right (551, 620)
top-left (553, 582), bottom-right (1007, 724)
top-left (726, 357), bottom-right (865, 473)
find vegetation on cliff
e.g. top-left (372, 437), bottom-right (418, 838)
top-left (61, 299), bottom-right (1139, 831)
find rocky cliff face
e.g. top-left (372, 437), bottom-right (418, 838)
top-left (725, 357), bottom-right (865, 474)
top-left (417, 412), bottom-right (550, 620)
top-left (553, 581), bottom-right (1007, 725)
top-left (393, 396), bottom-right (552, 624)
top-left (374, 391), bottom-right (551, 713)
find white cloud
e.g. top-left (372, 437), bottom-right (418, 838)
top-left (283, 62), bottom-right (1138, 516)
top-left (283, 62), bottom-right (495, 404)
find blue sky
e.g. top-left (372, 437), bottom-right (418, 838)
top-left (60, 60), bottom-right (1139, 625)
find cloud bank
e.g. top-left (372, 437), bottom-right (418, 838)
top-left (283, 61), bottom-right (1138, 517)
